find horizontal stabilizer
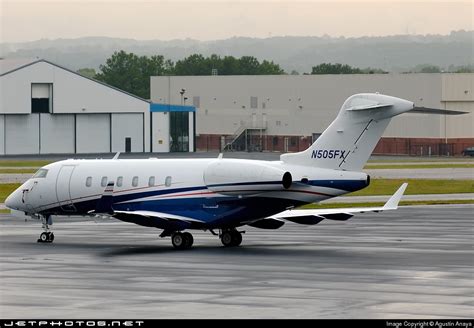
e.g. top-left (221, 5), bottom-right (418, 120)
top-left (248, 218), bottom-right (285, 229)
top-left (346, 103), bottom-right (392, 111)
top-left (411, 107), bottom-right (467, 115)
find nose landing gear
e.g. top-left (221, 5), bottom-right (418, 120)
top-left (39, 231), bottom-right (54, 243)
top-left (37, 215), bottom-right (54, 243)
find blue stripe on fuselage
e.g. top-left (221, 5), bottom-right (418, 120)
top-left (40, 179), bottom-right (367, 228)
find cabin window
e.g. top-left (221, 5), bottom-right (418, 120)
top-left (132, 176), bottom-right (139, 187)
top-left (86, 176), bottom-right (92, 187)
top-left (117, 176), bottom-right (123, 187)
top-left (148, 176), bottom-right (155, 187)
top-left (165, 176), bottom-right (172, 187)
top-left (32, 169), bottom-right (48, 178)
top-left (101, 176), bottom-right (108, 187)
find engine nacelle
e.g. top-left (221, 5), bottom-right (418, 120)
top-left (204, 159), bottom-right (292, 196)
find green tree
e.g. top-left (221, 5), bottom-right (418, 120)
top-left (95, 50), bottom-right (171, 99)
top-left (360, 67), bottom-right (388, 74)
top-left (419, 65), bottom-right (441, 73)
top-left (238, 56), bottom-right (260, 75)
top-left (218, 56), bottom-right (236, 74)
top-left (311, 63), bottom-right (363, 74)
top-left (174, 54), bottom-right (285, 75)
top-left (258, 59), bottom-right (285, 75)
top-left (77, 68), bottom-right (96, 79)
top-left (454, 65), bottom-right (474, 73)
top-left (174, 54), bottom-right (209, 75)
top-left (409, 64), bottom-right (442, 73)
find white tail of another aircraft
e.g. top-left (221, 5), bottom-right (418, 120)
top-left (281, 93), bottom-right (414, 171)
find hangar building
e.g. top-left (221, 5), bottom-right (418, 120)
top-left (0, 59), bottom-right (195, 155)
top-left (151, 74), bottom-right (473, 156)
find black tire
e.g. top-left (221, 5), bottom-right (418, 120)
top-left (171, 233), bottom-right (185, 249)
top-left (182, 232), bottom-right (194, 248)
top-left (221, 231), bottom-right (234, 247)
top-left (48, 232), bottom-right (55, 243)
top-left (40, 232), bottom-right (48, 243)
top-left (231, 231), bottom-right (242, 247)
top-left (221, 230), bottom-right (242, 247)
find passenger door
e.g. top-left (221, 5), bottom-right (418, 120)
top-left (55, 165), bottom-right (77, 212)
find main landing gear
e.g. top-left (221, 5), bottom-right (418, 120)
top-left (171, 231), bottom-right (194, 250)
top-left (220, 229), bottom-right (242, 247)
top-left (37, 215), bottom-right (54, 243)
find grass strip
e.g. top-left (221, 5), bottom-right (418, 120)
top-left (364, 164), bottom-right (474, 169)
top-left (0, 160), bottom-right (52, 167)
top-left (368, 158), bottom-right (473, 163)
top-left (349, 179), bottom-right (474, 196)
top-left (0, 183), bottom-right (22, 203)
top-left (0, 169), bottom-right (37, 174)
top-left (301, 199), bottom-right (474, 209)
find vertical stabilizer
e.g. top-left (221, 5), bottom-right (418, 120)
top-left (281, 93), bottom-right (414, 171)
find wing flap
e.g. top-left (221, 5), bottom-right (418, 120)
top-left (248, 218), bottom-right (285, 229)
top-left (285, 215), bottom-right (325, 225)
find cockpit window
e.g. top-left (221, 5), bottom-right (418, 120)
top-left (32, 169), bottom-right (48, 178)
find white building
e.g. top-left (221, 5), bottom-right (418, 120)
top-left (151, 74), bottom-right (474, 156)
top-left (0, 59), bottom-right (195, 155)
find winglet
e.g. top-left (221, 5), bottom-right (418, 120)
top-left (218, 153), bottom-right (223, 159)
top-left (382, 183), bottom-right (408, 210)
top-left (112, 152), bottom-right (120, 160)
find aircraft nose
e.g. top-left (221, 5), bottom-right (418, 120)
top-left (5, 190), bottom-right (22, 210)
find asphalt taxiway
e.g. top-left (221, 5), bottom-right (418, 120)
top-left (0, 206), bottom-right (472, 319)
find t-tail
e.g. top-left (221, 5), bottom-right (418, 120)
top-left (281, 93), bottom-right (414, 171)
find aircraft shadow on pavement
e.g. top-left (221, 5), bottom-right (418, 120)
top-left (97, 243), bottom-right (352, 258)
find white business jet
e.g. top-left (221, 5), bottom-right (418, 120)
top-left (6, 93), bottom-right (423, 249)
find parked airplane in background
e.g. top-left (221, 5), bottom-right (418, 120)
top-left (7, 92), bottom-right (437, 249)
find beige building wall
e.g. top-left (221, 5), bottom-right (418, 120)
top-left (151, 74), bottom-right (473, 140)
top-left (442, 74), bottom-right (474, 139)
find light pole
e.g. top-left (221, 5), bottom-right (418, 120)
top-left (179, 88), bottom-right (185, 105)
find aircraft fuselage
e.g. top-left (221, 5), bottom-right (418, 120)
top-left (6, 158), bottom-right (369, 229)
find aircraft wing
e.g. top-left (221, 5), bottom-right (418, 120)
top-left (268, 183), bottom-right (408, 225)
top-left (112, 210), bottom-right (206, 230)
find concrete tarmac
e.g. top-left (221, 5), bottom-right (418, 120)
top-left (0, 206), bottom-right (473, 319)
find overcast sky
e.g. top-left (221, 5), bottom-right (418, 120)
top-left (1, 0), bottom-right (472, 43)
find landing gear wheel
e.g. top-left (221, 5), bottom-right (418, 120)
top-left (232, 231), bottom-right (242, 247)
top-left (171, 233), bottom-right (185, 249)
top-left (38, 232), bottom-right (54, 243)
top-left (221, 230), bottom-right (242, 247)
top-left (37, 215), bottom-right (54, 243)
top-left (171, 232), bottom-right (193, 250)
top-left (39, 232), bottom-right (49, 243)
top-left (182, 232), bottom-right (194, 248)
